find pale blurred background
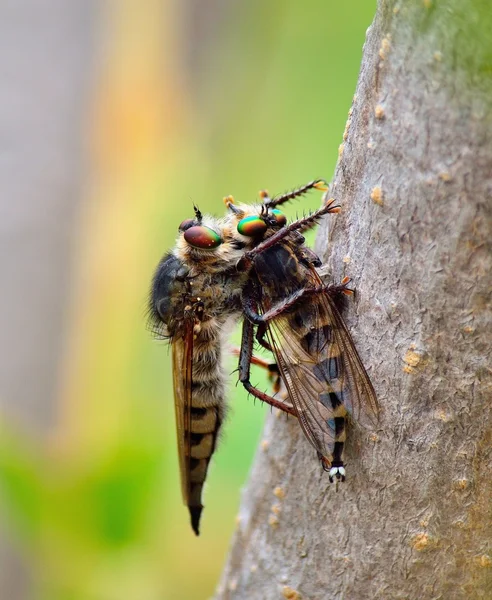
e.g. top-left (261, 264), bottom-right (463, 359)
top-left (0, 1), bottom-right (374, 598)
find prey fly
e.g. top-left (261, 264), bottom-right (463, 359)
top-left (224, 181), bottom-right (379, 482)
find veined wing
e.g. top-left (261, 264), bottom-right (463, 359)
top-left (172, 318), bottom-right (194, 505)
top-left (264, 266), bottom-right (378, 463)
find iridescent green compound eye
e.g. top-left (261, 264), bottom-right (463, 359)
top-left (183, 225), bottom-right (222, 249)
top-left (271, 209), bottom-right (287, 227)
top-left (237, 215), bottom-right (267, 237)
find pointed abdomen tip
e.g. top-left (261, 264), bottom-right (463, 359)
top-left (189, 505), bottom-right (203, 536)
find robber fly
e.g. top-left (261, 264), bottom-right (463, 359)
top-left (148, 207), bottom-right (247, 535)
top-left (149, 181), bottom-right (378, 535)
top-left (224, 181), bottom-right (379, 482)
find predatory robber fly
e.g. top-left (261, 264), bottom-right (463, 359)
top-left (148, 180), bottom-right (378, 535)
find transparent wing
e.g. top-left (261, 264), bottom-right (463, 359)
top-left (172, 319), bottom-right (194, 505)
top-left (264, 267), bottom-right (378, 461)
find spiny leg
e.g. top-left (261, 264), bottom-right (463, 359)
top-left (260, 179), bottom-right (328, 209)
top-left (243, 277), bottom-right (353, 326)
top-left (256, 322), bottom-right (273, 352)
top-left (237, 199), bottom-right (340, 272)
top-left (250, 354), bottom-right (282, 396)
top-left (238, 318), bottom-right (296, 416)
top-left (230, 346), bottom-right (281, 393)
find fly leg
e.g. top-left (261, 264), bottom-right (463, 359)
top-left (226, 179), bottom-right (328, 213)
top-left (251, 324), bottom-right (283, 396)
top-left (236, 199), bottom-right (341, 272)
top-left (255, 321), bottom-right (274, 352)
top-left (230, 346), bottom-right (281, 395)
top-left (238, 318), bottom-right (296, 416)
top-left (231, 320), bottom-right (281, 394)
top-left (242, 277), bottom-right (353, 326)
top-left (250, 355), bottom-right (283, 396)
top-left (259, 179), bottom-right (328, 209)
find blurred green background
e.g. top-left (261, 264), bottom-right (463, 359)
top-left (0, 1), bottom-right (374, 599)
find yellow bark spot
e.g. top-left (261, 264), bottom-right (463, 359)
top-left (477, 555), bottom-right (492, 568)
top-left (338, 143), bottom-right (344, 157)
top-left (268, 514), bottom-right (279, 528)
top-left (342, 255), bottom-right (351, 264)
top-left (250, 564), bottom-right (258, 573)
top-left (439, 171), bottom-right (452, 182)
top-left (412, 533), bottom-right (437, 551)
top-left (375, 105), bottom-right (385, 119)
top-left (228, 578), bottom-right (238, 591)
top-left (274, 486), bottom-right (285, 499)
top-left (343, 118), bottom-right (351, 140)
top-left (404, 349), bottom-right (422, 367)
top-left (463, 326), bottom-right (475, 334)
top-left (282, 586), bottom-right (302, 600)
top-left (271, 503), bottom-right (282, 516)
top-left (454, 478), bottom-right (469, 490)
top-left (260, 439), bottom-right (270, 451)
top-left (379, 37), bottom-right (391, 60)
top-left (433, 51), bottom-right (443, 62)
top-left (371, 186), bottom-right (384, 206)
top-left (435, 409), bottom-right (453, 423)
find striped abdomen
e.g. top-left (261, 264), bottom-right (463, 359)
top-left (288, 299), bottom-right (348, 473)
top-left (255, 243), bottom-right (350, 471)
top-left (184, 321), bottom-right (227, 535)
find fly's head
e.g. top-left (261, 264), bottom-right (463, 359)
top-left (223, 180), bottom-right (330, 252)
top-left (223, 193), bottom-right (288, 251)
top-left (175, 205), bottom-right (243, 274)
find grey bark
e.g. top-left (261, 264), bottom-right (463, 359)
top-left (0, 2), bottom-right (97, 597)
top-left (216, 1), bottom-right (492, 599)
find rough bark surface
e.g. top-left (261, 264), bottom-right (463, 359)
top-left (216, 2), bottom-right (492, 599)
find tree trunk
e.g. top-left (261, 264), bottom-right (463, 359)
top-left (216, 1), bottom-right (492, 598)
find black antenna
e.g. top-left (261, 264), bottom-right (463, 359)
top-left (193, 204), bottom-right (202, 222)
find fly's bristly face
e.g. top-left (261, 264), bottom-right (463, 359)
top-left (223, 194), bottom-right (288, 252)
top-left (174, 207), bottom-right (244, 276)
